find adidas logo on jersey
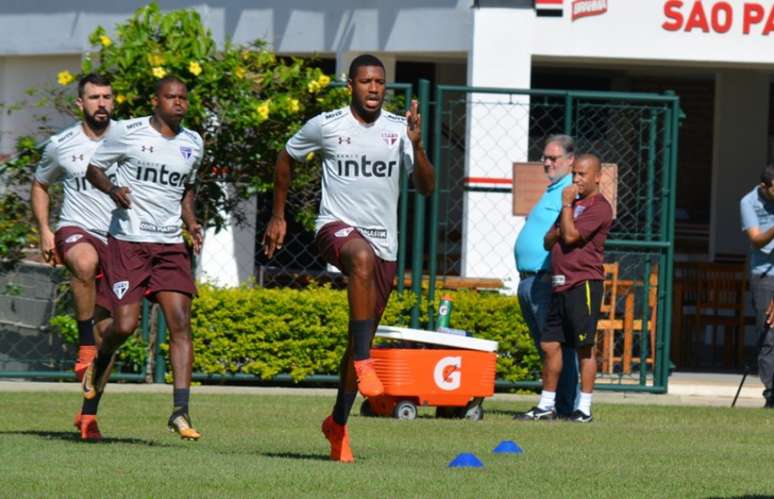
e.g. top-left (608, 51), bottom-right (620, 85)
top-left (113, 280), bottom-right (129, 300)
top-left (337, 155), bottom-right (396, 178)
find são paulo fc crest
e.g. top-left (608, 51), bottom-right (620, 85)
top-left (179, 146), bottom-right (193, 159)
top-left (380, 131), bottom-right (398, 147)
top-left (64, 234), bottom-right (83, 244)
top-left (113, 280), bottom-right (129, 300)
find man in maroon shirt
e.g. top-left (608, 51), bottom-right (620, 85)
top-left (517, 153), bottom-right (612, 423)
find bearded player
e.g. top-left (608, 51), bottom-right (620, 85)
top-left (31, 73), bottom-right (116, 441)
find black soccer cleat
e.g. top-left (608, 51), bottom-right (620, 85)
top-left (514, 406), bottom-right (557, 421)
top-left (569, 409), bottom-right (593, 423)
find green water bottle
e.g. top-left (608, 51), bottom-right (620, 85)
top-left (436, 295), bottom-right (453, 330)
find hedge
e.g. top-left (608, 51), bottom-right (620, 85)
top-left (185, 284), bottom-right (540, 383)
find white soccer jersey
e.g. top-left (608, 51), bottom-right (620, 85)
top-left (285, 107), bottom-right (414, 261)
top-left (34, 121), bottom-right (118, 239)
top-left (89, 116), bottom-right (203, 244)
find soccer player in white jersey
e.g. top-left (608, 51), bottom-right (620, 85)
top-left (31, 73), bottom-right (116, 441)
top-left (84, 76), bottom-right (204, 440)
top-left (263, 54), bottom-right (435, 462)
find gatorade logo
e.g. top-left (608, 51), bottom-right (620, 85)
top-left (434, 356), bottom-right (462, 391)
top-left (113, 280), bottom-right (129, 300)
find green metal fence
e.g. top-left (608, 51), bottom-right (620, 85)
top-left (426, 84), bottom-right (680, 393)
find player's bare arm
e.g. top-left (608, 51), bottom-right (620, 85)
top-left (181, 185), bottom-right (202, 254)
top-left (405, 99), bottom-right (435, 196)
top-left (558, 184), bottom-right (583, 245)
top-left (30, 180), bottom-right (60, 265)
top-left (86, 164), bottom-right (131, 209)
top-left (262, 148), bottom-right (292, 258)
top-left (745, 226), bottom-right (774, 249)
top-left (543, 225), bottom-right (561, 251)
top-left (767, 297), bottom-right (774, 326)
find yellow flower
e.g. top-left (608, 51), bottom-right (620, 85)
top-left (115, 94), bottom-right (126, 104)
top-left (188, 61), bottom-right (202, 77)
top-left (307, 80), bottom-right (321, 93)
top-left (99, 35), bottom-right (112, 47)
top-left (288, 98), bottom-right (300, 113)
top-left (305, 152), bottom-right (315, 161)
top-left (256, 100), bottom-right (270, 121)
top-left (318, 74), bottom-right (331, 87)
top-left (234, 66), bottom-right (247, 79)
top-left (57, 70), bottom-right (74, 86)
top-left (147, 53), bottom-right (165, 66)
top-left (152, 66), bottom-right (167, 79)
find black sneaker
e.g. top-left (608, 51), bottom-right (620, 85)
top-left (764, 398), bottom-right (774, 409)
top-left (514, 406), bottom-right (557, 421)
top-left (569, 409), bottom-right (593, 423)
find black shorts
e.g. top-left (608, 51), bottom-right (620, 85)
top-left (543, 280), bottom-right (603, 348)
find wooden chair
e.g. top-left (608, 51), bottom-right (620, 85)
top-left (672, 262), bottom-right (747, 369)
top-left (595, 262), bottom-right (619, 373)
top-left (627, 264), bottom-right (659, 373)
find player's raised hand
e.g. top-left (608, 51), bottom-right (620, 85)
top-left (109, 185), bottom-right (132, 209)
top-left (40, 230), bottom-right (60, 266)
top-left (405, 99), bottom-right (422, 146)
top-left (262, 215), bottom-right (287, 259)
top-left (187, 222), bottom-right (204, 255)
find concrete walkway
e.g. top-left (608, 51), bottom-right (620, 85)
top-left (0, 371), bottom-right (767, 409)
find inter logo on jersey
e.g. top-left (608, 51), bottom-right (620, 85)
top-left (179, 146), bottom-right (192, 159)
top-left (380, 131), bottom-right (398, 147)
top-left (113, 280), bottom-right (129, 300)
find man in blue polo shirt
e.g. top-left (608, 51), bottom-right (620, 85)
top-left (740, 164), bottom-right (774, 408)
top-left (514, 134), bottom-right (578, 419)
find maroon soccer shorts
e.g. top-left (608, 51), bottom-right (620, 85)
top-left (315, 221), bottom-right (397, 322)
top-left (104, 236), bottom-right (196, 309)
top-left (54, 226), bottom-right (111, 311)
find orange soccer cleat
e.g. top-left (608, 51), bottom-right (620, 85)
top-left (321, 415), bottom-right (354, 463)
top-left (81, 357), bottom-right (110, 400)
top-left (168, 411), bottom-right (201, 441)
top-left (73, 413), bottom-right (102, 442)
top-left (74, 346), bottom-right (97, 382)
top-left (353, 358), bottom-right (384, 398)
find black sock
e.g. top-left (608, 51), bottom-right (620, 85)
top-left (350, 319), bottom-right (375, 361)
top-left (173, 388), bottom-right (190, 414)
top-left (93, 351), bottom-right (112, 379)
top-left (77, 318), bottom-right (95, 346)
top-left (81, 392), bottom-right (102, 416)
top-left (332, 390), bottom-right (357, 426)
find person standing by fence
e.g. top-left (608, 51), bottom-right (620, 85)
top-left (513, 134), bottom-right (579, 419)
top-left (519, 153), bottom-right (612, 423)
top-left (740, 165), bottom-right (774, 409)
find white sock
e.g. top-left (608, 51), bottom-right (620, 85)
top-left (537, 390), bottom-right (556, 410)
top-left (578, 392), bottom-right (592, 415)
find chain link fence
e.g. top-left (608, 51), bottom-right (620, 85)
top-left (428, 86), bottom-right (680, 390)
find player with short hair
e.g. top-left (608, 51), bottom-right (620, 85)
top-left (84, 75), bottom-right (204, 440)
top-left (263, 54), bottom-right (435, 462)
top-left (31, 72), bottom-right (116, 441)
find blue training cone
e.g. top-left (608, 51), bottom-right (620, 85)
top-left (493, 440), bottom-right (523, 454)
top-left (448, 452), bottom-right (484, 468)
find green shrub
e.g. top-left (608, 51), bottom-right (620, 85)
top-left (187, 285), bottom-right (539, 383)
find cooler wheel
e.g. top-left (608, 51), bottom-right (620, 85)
top-left (394, 400), bottom-right (417, 420)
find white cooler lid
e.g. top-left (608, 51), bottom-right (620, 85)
top-left (376, 325), bottom-right (498, 352)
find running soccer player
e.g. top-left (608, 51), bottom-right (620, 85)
top-left (83, 75), bottom-right (204, 440)
top-left (31, 73), bottom-right (116, 440)
top-left (262, 54), bottom-right (435, 462)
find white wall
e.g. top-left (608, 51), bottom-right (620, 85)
top-left (710, 70), bottom-right (770, 258)
top-left (0, 55), bottom-right (81, 153)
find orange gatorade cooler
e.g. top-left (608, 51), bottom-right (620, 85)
top-left (360, 325), bottom-right (498, 421)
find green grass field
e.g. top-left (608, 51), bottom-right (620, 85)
top-left (1, 391), bottom-right (774, 498)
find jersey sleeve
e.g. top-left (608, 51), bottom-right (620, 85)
top-left (740, 194), bottom-right (759, 231)
top-left (90, 122), bottom-right (127, 170)
top-left (285, 114), bottom-right (323, 161)
top-left (33, 140), bottom-right (63, 185)
top-left (188, 134), bottom-right (204, 185)
top-left (575, 198), bottom-right (613, 240)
